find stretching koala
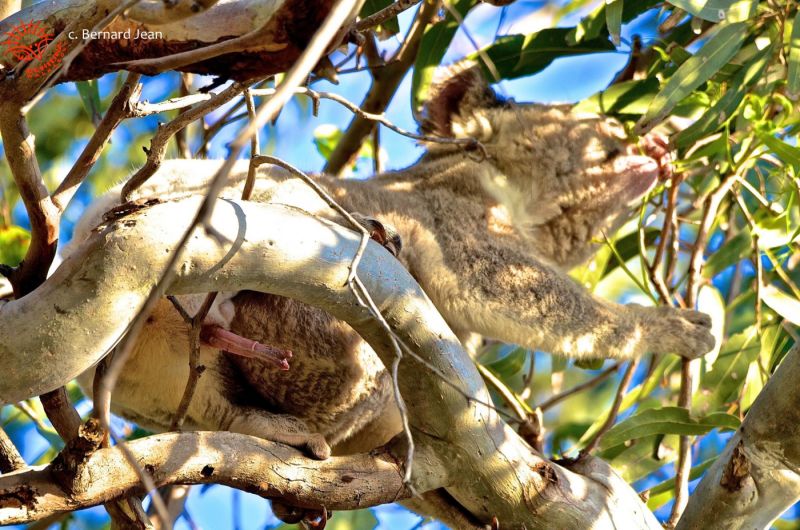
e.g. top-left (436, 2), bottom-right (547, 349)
top-left (70, 67), bottom-right (714, 462)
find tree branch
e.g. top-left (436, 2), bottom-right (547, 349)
top-left (677, 344), bottom-right (800, 529)
top-left (0, 0), bottom-right (350, 83)
top-left (0, 198), bottom-right (661, 528)
top-left (0, 431), bottom-right (413, 525)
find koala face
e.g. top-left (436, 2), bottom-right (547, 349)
top-left (483, 104), bottom-right (667, 267)
top-left (424, 65), bottom-right (668, 268)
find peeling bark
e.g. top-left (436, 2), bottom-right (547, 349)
top-left (0, 0), bottom-right (345, 82)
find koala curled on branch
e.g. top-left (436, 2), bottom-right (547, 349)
top-left (70, 66), bottom-right (714, 464)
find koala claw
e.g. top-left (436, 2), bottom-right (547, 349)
top-left (632, 305), bottom-right (715, 359)
top-left (305, 433), bottom-right (332, 460)
top-left (350, 212), bottom-right (403, 257)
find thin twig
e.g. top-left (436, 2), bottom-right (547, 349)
top-left (667, 173), bottom-right (738, 527)
top-left (242, 89), bottom-right (260, 201)
top-left (250, 87), bottom-right (479, 150)
top-left (170, 293), bottom-right (218, 431)
top-left (121, 82), bottom-right (246, 200)
top-left (354, 0), bottom-right (421, 31)
top-left (251, 155), bottom-right (373, 284)
top-left (52, 72), bottom-right (143, 212)
top-left (538, 362), bottom-right (622, 412)
top-left (582, 360), bottom-right (639, 454)
top-left (325, 0), bottom-right (440, 174)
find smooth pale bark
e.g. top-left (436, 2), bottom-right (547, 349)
top-left (677, 344), bottom-right (800, 529)
top-left (0, 431), bottom-right (414, 524)
top-left (0, 198), bottom-right (660, 528)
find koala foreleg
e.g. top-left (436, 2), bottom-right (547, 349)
top-left (418, 234), bottom-right (714, 361)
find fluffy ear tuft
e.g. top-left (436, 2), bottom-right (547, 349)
top-left (423, 63), bottom-right (499, 136)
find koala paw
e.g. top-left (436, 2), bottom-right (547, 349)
top-left (304, 433), bottom-right (332, 460)
top-left (350, 212), bottom-right (402, 257)
top-left (633, 305), bottom-right (715, 359)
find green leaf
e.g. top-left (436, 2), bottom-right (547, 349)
top-left (483, 347), bottom-right (528, 378)
top-left (695, 326), bottom-right (760, 413)
top-left (606, 0), bottom-right (623, 46)
top-left (569, 0), bottom-right (659, 44)
top-left (758, 133), bottom-right (800, 171)
top-left (0, 225), bottom-right (30, 267)
top-left (75, 80), bottom-right (102, 124)
top-left (574, 78), bottom-right (661, 116)
top-left (411, 0), bottom-right (477, 113)
top-left (601, 433), bottom-right (679, 483)
top-left (313, 124), bottom-right (342, 161)
top-left (358, 0), bottom-right (400, 37)
top-left (574, 358), bottom-right (604, 370)
top-left (703, 231), bottom-right (752, 278)
top-left (600, 228), bottom-right (659, 277)
top-left (666, 0), bottom-right (756, 23)
top-left (760, 284), bottom-right (800, 326)
top-left (313, 124), bottom-right (373, 163)
top-left (672, 44), bottom-right (771, 148)
top-left (467, 29), bottom-right (615, 83)
top-left (324, 508), bottom-right (379, 530)
top-left (636, 22), bottom-right (749, 133)
top-left (646, 457), bottom-right (717, 509)
top-left (752, 212), bottom-right (798, 248)
top-left (788, 12), bottom-right (800, 98)
top-left (599, 407), bottom-right (740, 450)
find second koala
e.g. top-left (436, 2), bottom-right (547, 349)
top-left (71, 67), bottom-right (714, 461)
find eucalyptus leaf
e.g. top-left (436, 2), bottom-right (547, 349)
top-left (76, 80), bottom-right (102, 124)
top-left (599, 407), bottom-right (739, 450)
top-left (0, 225), bottom-right (30, 267)
top-left (695, 326), bottom-right (760, 413)
top-left (568, 0), bottom-right (659, 44)
top-left (702, 230), bottom-right (752, 278)
top-left (760, 284), bottom-right (800, 326)
top-left (574, 78), bottom-right (660, 116)
top-left (673, 45), bottom-right (771, 147)
top-left (666, 0), bottom-right (756, 23)
top-left (466, 29), bottom-right (615, 83)
top-left (411, 0), bottom-right (477, 113)
top-left (788, 12), bottom-right (800, 98)
top-left (636, 22), bottom-right (749, 133)
top-left (606, 0), bottom-right (623, 46)
top-left (758, 132), bottom-right (800, 171)
top-left (358, 0), bottom-right (400, 38)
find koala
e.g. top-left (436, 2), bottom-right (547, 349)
top-left (69, 66), bottom-right (714, 465)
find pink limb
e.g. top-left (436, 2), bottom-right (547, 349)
top-left (200, 324), bottom-right (291, 370)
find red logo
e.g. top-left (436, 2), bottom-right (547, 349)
top-left (1, 20), bottom-right (67, 79)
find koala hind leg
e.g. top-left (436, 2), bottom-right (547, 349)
top-left (225, 410), bottom-right (331, 459)
top-left (185, 359), bottom-right (331, 459)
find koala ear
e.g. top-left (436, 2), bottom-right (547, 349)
top-left (423, 63), bottom-right (498, 136)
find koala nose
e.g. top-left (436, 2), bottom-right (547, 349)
top-left (634, 132), bottom-right (673, 181)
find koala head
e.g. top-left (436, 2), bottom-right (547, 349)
top-left (423, 64), bottom-right (669, 268)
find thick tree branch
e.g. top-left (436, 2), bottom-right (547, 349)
top-left (0, 0), bottom-right (349, 83)
top-left (0, 198), bottom-right (660, 528)
top-left (0, 431), bottom-right (413, 525)
top-left (677, 344), bottom-right (800, 529)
